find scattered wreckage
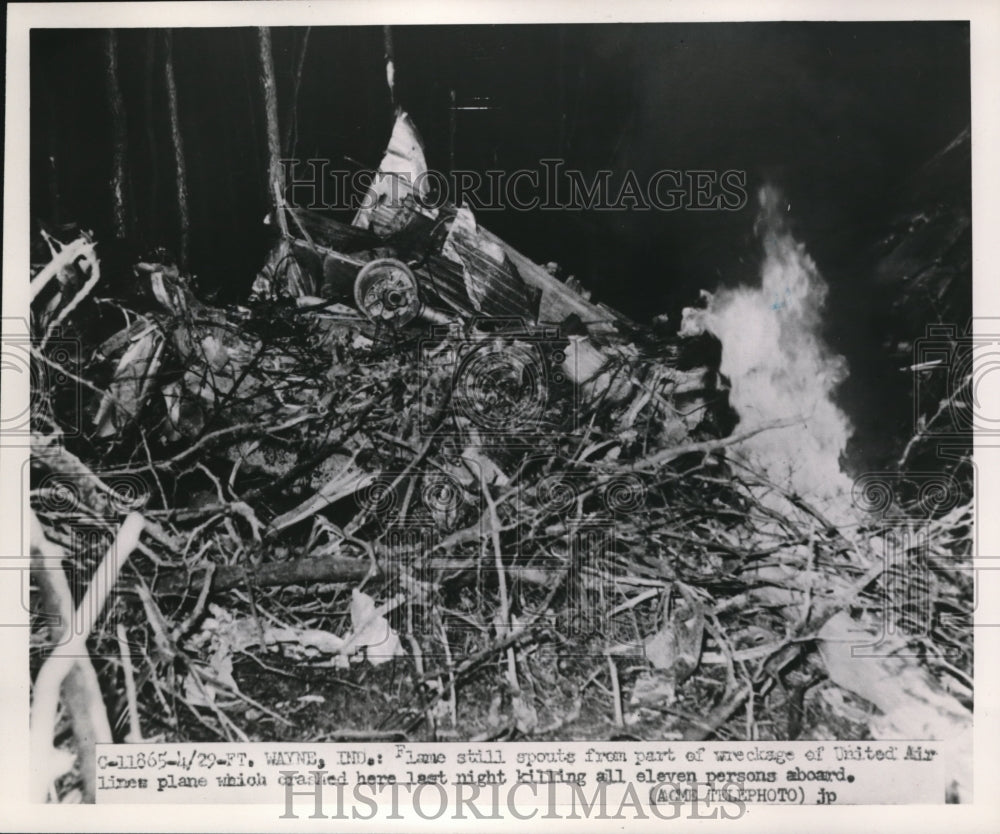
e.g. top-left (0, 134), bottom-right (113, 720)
top-left (30, 107), bottom-right (742, 652)
top-left (28, 110), bottom-right (971, 802)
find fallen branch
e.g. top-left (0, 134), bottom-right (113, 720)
top-left (154, 547), bottom-right (477, 597)
top-left (30, 235), bottom-right (97, 302)
top-left (622, 418), bottom-right (803, 472)
top-left (154, 553), bottom-right (372, 597)
top-left (31, 511), bottom-right (144, 802)
top-left (41, 241), bottom-right (102, 349)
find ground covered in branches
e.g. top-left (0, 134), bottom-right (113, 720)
top-left (29, 228), bottom-right (973, 802)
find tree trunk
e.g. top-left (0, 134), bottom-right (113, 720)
top-left (282, 27), bottom-right (311, 158)
top-left (102, 30), bottom-right (130, 240)
top-left (163, 30), bottom-right (190, 270)
top-left (257, 26), bottom-right (288, 236)
top-left (143, 31), bottom-right (159, 242)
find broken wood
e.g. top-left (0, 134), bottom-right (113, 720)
top-left (155, 554), bottom-right (373, 597)
top-left (31, 512), bottom-right (144, 802)
top-left (154, 548), bottom-right (480, 597)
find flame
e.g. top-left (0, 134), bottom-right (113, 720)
top-left (682, 186), bottom-right (852, 506)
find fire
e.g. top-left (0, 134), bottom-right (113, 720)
top-left (682, 186), bottom-right (853, 506)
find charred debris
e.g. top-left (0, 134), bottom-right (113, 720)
top-left (29, 108), bottom-right (971, 800)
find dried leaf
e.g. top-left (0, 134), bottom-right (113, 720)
top-left (511, 693), bottom-right (538, 734)
top-left (93, 324), bottom-right (164, 436)
top-left (344, 589), bottom-right (405, 666)
top-left (629, 670), bottom-right (677, 707)
top-left (643, 594), bottom-right (704, 680)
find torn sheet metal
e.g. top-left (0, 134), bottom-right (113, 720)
top-left (352, 110), bottom-right (439, 237)
top-left (273, 110), bottom-right (628, 338)
top-left (438, 205), bottom-right (538, 321)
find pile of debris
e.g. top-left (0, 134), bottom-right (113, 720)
top-left (28, 111), bottom-right (972, 803)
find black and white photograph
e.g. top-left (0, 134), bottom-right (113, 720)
top-left (5, 1), bottom-right (999, 825)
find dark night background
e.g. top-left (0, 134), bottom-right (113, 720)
top-left (30, 23), bottom-right (971, 471)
